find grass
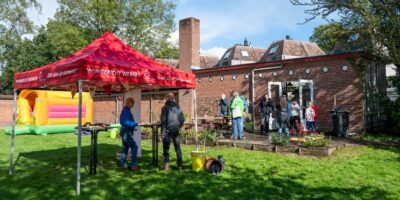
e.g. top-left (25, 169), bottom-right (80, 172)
top-left (0, 130), bottom-right (399, 200)
top-left (362, 132), bottom-right (400, 143)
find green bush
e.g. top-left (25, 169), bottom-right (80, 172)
top-left (380, 93), bottom-right (400, 134)
top-left (304, 133), bottom-right (331, 147)
top-left (181, 127), bottom-right (196, 140)
top-left (199, 129), bottom-right (223, 142)
top-left (272, 133), bottom-right (290, 145)
top-left (244, 122), bottom-right (253, 133)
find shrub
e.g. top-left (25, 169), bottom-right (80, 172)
top-left (304, 133), bottom-right (331, 147)
top-left (244, 122), bottom-right (253, 133)
top-left (181, 127), bottom-right (196, 140)
top-left (199, 129), bottom-right (223, 142)
top-left (272, 133), bottom-right (290, 145)
top-left (382, 97), bottom-right (400, 134)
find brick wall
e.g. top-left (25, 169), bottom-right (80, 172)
top-left (92, 96), bottom-right (123, 124)
top-left (140, 93), bottom-right (172, 123)
top-left (0, 94), bottom-right (173, 127)
top-left (0, 96), bottom-right (14, 127)
top-left (194, 57), bottom-right (365, 133)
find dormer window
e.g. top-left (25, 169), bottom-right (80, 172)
top-left (223, 50), bottom-right (232, 59)
top-left (269, 45), bottom-right (278, 54)
top-left (241, 50), bottom-right (249, 57)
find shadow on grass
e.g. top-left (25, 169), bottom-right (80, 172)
top-left (0, 143), bottom-right (395, 200)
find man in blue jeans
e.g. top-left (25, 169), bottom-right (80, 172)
top-left (119, 97), bottom-right (140, 171)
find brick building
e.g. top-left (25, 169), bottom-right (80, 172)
top-left (139, 17), bottom-right (386, 133)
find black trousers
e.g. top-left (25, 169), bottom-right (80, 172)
top-left (162, 129), bottom-right (182, 164)
top-left (260, 113), bottom-right (270, 134)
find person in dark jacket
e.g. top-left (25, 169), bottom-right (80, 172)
top-left (219, 93), bottom-right (229, 116)
top-left (161, 92), bottom-right (184, 171)
top-left (276, 96), bottom-right (290, 138)
top-left (259, 94), bottom-right (274, 134)
top-left (119, 97), bottom-right (140, 171)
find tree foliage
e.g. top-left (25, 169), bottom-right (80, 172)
top-left (0, 0), bottom-right (179, 94)
top-left (0, 0), bottom-right (41, 94)
top-left (292, 0), bottom-right (400, 67)
top-left (309, 22), bottom-right (348, 53)
top-left (53, 0), bottom-right (176, 57)
top-left (293, 0), bottom-right (400, 133)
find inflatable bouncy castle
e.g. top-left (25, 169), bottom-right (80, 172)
top-left (6, 90), bottom-right (93, 135)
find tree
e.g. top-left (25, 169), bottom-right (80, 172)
top-left (309, 22), bottom-right (348, 53)
top-left (0, 0), bottom-right (179, 94)
top-left (0, 0), bottom-right (41, 94)
top-left (52, 0), bottom-right (177, 57)
top-left (0, 27), bottom-right (56, 94)
top-left (291, 0), bottom-right (400, 73)
top-left (292, 0), bottom-right (400, 133)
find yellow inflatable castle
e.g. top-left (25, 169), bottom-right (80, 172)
top-left (7, 90), bottom-right (93, 135)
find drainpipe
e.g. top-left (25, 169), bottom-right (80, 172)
top-left (250, 65), bottom-right (283, 131)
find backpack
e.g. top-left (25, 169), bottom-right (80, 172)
top-left (165, 106), bottom-right (183, 133)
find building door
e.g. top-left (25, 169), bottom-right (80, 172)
top-left (299, 79), bottom-right (315, 124)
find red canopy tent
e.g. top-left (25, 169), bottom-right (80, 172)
top-left (14, 32), bottom-right (196, 91)
top-left (10, 32), bottom-right (199, 196)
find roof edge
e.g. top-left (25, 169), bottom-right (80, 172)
top-left (193, 51), bottom-right (364, 74)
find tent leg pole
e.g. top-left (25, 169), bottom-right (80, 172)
top-left (251, 70), bottom-right (255, 131)
top-left (194, 90), bottom-right (198, 151)
top-left (77, 80), bottom-right (83, 196)
top-left (9, 89), bottom-right (17, 176)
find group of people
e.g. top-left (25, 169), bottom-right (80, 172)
top-left (219, 92), bottom-right (248, 140)
top-left (118, 91), bottom-right (319, 171)
top-left (119, 92), bottom-right (184, 172)
top-left (259, 94), bottom-right (318, 137)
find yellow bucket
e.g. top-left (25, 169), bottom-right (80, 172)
top-left (110, 128), bottom-right (118, 139)
top-left (191, 151), bottom-right (206, 172)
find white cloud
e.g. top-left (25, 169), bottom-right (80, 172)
top-left (27, 0), bottom-right (58, 26)
top-left (174, 0), bottom-right (337, 49)
top-left (168, 30), bottom-right (179, 46)
top-left (197, 1), bottom-right (299, 45)
top-left (200, 47), bottom-right (227, 58)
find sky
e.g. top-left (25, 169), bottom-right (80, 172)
top-left (27, 0), bottom-right (337, 58)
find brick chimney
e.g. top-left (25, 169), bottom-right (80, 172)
top-left (177, 17), bottom-right (200, 120)
top-left (179, 17), bottom-right (200, 71)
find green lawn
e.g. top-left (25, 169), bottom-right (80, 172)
top-left (0, 131), bottom-right (399, 200)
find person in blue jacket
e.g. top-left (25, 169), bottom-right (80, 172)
top-left (119, 97), bottom-right (140, 171)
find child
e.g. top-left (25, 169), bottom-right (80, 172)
top-left (305, 102), bottom-right (316, 132)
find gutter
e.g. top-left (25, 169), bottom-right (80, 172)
top-left (193, 51), bottom-right (364, 74)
